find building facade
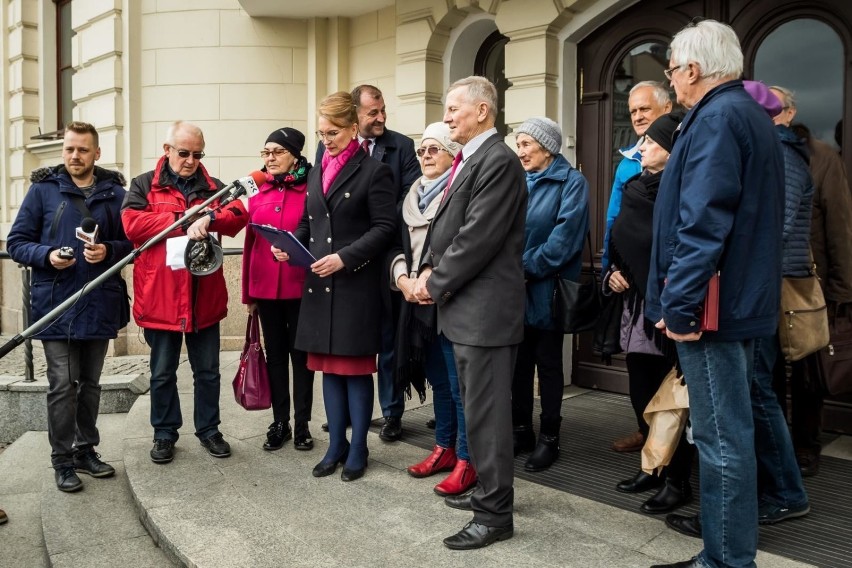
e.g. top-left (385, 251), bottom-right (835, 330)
top-left (0, 0), bottom-right (849, 422)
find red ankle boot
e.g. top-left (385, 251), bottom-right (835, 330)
top-left (407, 445), bottom-right (457, 478)
top-left (433, 459), bottom-right (477, 496)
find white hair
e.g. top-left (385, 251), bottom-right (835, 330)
top-left (629, 81), bottom-right (672, 107)
top-left (165, 120), bottom-right (205, 146)
top-left (447, 76), bottom-right (498, 119)
top-left (770, 85), bottom-right (796, 109)
top-left (670, 19), bottom-right (743, 81)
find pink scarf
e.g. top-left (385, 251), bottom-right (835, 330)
top-left (320, 139), bottom-right (359, 194)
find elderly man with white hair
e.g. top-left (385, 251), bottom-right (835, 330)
top-left (645, 20), bottom-right (786, 568)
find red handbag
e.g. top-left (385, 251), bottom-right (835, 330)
top-left (232, 313), bottom-right (272, 410)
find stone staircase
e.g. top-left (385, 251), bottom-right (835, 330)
top-left (0, 350), bottom-right (815, 568)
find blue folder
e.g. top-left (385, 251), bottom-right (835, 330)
top-left (249, 223), bottom-right (316, 268)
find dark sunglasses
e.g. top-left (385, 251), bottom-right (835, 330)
top-left (416, 145), bottom-right (450, 158)
top-left (169, 145), bottom-right (205, 160)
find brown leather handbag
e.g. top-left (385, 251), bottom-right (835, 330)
top-left (778, 269), bottom-right (830, 362)
top-left (812, 303), bottom-right (852, 396)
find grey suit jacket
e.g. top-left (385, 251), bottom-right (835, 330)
top-left (425, 133), bottom-right (527, 347)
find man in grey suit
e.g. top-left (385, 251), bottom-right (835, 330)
top-left (414, 76), bottom-right (527, 550)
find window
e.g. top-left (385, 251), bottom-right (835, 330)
top-left (754, 18), bottom-right (843, 150)
top-left (474, 31), bottom-right (510, 136)
top-left (56, 0), bottom-right (73, 130)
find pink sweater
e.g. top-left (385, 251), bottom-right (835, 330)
top-left (241, 180), bottom-right (308, 302)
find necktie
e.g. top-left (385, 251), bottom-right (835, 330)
top-left (360, 138), bottom-right (371, 155)
top-left (442, 152), bottom-right (463, 203)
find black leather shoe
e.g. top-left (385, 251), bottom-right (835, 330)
top-left (73, 449), bottom-right (115, 478)
top-left (664, 513), bottom-right (702, 538)
top-left (55, 467), bottom-right (83, 492)
top-left (379, 416), bottom-right (402, 442)
top-left (443, 521), bottom-right (514, 550)
top-left (312, 444), bottom-right (349, 478)
top-left (294, 422), bottom-right (314, 451)
top-left (263, 421), bottom-right (292, 451)
top-left (341, 464), bottom-right (366, 482)
top-left (650, 557), bottom-right (703, 567)
top-left (616, 470), bottom-right (663, 493)
top-left (524, 434), bottom-right (559, 471)
top-left (796, 449), bottom-right (820, 477)
top-left (150, 439), bottom-right (175, 464)
top-left (200, 432), bottom-right (231, 458)
top-left (444, 490), bottom-right (474, 511)
top-left (641, 479), bottom-right (693, 514)
top-left (513, 424), bottom-right (536, 456)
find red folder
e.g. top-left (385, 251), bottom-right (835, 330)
top-left (700, 272), bottom-right (720, 332)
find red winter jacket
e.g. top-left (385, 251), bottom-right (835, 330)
top-left (121, 156), bottom-right (247, 332)
top-left (241, 179), bottom-right (308, 303)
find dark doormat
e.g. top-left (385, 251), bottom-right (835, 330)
top-left (385, 389), bottom-right (852, 568)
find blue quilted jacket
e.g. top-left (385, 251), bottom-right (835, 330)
top-left (777, 125), bottom-right (814, 277)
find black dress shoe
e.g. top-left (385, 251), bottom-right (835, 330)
top-left (664, 513), bottom-right (702, 538)
top-left (263, 421), bottom-right (292, 451)
top-left (379, 416), bottom-right (402, 441)
top-left (443, 521), bottom-right (514, 550)
top-left (341, 465), bottom-right (366, 482)
top-left (641, 479), bottom-right (693, 514)
top-left (55, 467), bottom-right (83, 492)
top-left (524, 434), bottom-right (559, 471)
top-left (616, 470), bottom-right (663, 493)
top-left (513, 424), bottom-right (536, 456)
top-left (293, 422), bottom-right (314, 451)
top-left (444, 491), bottom-right (473, 511)
top-left (650, 557), bottom-right (703, 567)
top-left (312, 444), bottom-right (349, 478)
top-left (73, 449), bottom-right (115, 478)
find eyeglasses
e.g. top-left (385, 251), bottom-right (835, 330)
top-left (315, 130), bottom-right (341, 142)
top-left (168, 145), bottom-right (205, 160)
top-left (416, 145), bottom-right (450, 158)
top-left (663, 64), bottom-right (684, 80)
top-left (260, 148), bottom-right (289, 159)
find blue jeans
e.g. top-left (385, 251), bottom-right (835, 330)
top-left (752, 336), bottom-right (808, 508)
top-left (144, 323), bottom-right (221, 441)
top-left (429, 334), bottom-right (469, 460)
top-left (677, 339), bottom-right (758, 568)
top-left (378, 307), bottom-right (404, 418)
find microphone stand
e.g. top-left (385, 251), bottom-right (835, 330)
top-left (0, 182), bottom-right (247, 359)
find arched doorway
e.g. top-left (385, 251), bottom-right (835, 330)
top-left (573, 0), bottom-right (852, 433)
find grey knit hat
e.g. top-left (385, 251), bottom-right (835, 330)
top-left (516, 117), bottom-right (562, 155)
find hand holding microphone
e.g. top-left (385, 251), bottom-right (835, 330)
top-left (76, 217), bottom-right (107, 264)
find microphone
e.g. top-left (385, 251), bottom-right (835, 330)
top-left (219, 171), bottom-right (269, 205)
top-left (75, 217), bottom-right (99, 246)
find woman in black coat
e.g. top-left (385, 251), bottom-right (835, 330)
top-left (280, 91), bottom-right (396, 481)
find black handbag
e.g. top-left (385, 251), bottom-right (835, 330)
top-left (552, 232), bottom-right (602, 334)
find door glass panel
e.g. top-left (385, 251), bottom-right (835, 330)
top-left (754, 19), bottom-right (843, 149)
top-left (612, 42), bottom-right (670, 169)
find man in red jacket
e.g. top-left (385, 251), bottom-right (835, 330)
top-left (121, 121), bottom-right (247, 464)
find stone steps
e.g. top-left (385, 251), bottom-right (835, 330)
top-left (0, 414), bottom-right (171, 567)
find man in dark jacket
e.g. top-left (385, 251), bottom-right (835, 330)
top-left (121, 121), bottom-right (247, 465)
top-left (314, 85), bottom-right (420, 441)
top-left (7, 122), bottom-right (132, 493)
top-left (414, 76), bottom-right (527, 550)
top-left (646, 21), bottom-right (785, 568)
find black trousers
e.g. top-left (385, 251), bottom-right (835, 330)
top-left (773, 357), bottom-right (823, 453)
top-left (256, 299), bottom-right (314, 424)
top-left (626, 352), bottom-right (694, 482)
top-left (511, 326), bottom-right (565, 433)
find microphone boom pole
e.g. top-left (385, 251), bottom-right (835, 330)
top-left (0, 178), bottom-right (253, 360)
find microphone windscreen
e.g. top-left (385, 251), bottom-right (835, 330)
top-left (81, 217), bottom-right (98, 232)
top-left (250, 170), bottom-right (270, 186)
